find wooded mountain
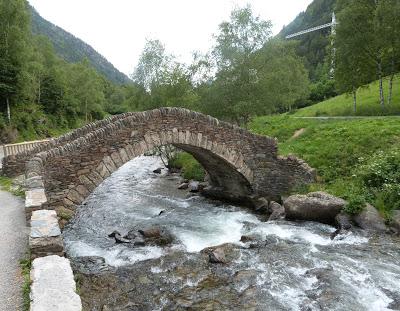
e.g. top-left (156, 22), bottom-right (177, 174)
top-left (279, 0), bottom-right (337, 81)
top-left (30, 6), bottom-right (131, 85)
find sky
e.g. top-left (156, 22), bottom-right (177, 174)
top-left (27, 0), bottom-right (314, 76)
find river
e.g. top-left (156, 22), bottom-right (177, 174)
top-left (63, 156), bottom-right (400, 311)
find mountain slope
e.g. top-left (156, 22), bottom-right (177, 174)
top-left (30, 6), bottom-right (131, 85)
top-left (279, 0), bottom-right (337, 81)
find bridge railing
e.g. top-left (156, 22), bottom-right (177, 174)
top-left (2, 139), bottom-right (51, 157)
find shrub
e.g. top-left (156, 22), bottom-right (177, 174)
top-left (356, 149), bottom-right (400, 213)
top-left (169, 152), bottom-right (205, 181)
top-left (343, 195), bottom-right (366, 215)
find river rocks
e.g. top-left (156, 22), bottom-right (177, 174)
top-left (353, 204), bottom-right (388, 234)
top-left (201, 243), bottom-right (240, 264)
top-left (240, 235), bottom-right (256, 243)
top-left (209, 247), bottom-right (227, 264)
top-left (177, 182), bottom-right (189, 190)
top-left (188, 181), bottom-right (200, 192)
top-left (331, 212), bottom-right (354, 240)
top-left (138, 226), bottom-right (175, 246)
top-left (252, 197), bottom-right (269, 214)
top-left (108, 227), bottom-right (174, 246)
top-left (284, 192), bottom-right (347, 224)
top-left (268, 201), bottom-right (286, 221)
top-left (71, 256), bottom-right (113, 274)
top-left (115, 235), bottom-right (131, 244)
top-left (336, 212), bottom-right (353, 230)
top-left (108, 230), bottom-right (130, 243)
top-left (389, 210), bottom-right (400, 235)
top-left (152, 168), bottom-right (162, 174)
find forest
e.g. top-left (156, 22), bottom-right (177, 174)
top-left (0, 0), bottom-right (399, 143)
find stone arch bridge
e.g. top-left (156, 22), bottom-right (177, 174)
top-left (2, 108), bottom-right (315, 212)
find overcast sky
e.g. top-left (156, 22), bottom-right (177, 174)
top-left (27, 0), bottom-right (313, 76)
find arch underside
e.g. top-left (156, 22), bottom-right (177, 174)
top-left (56, 130), bottom-right (256, 209)
top-left (174, 144), bottom-right (253, 203)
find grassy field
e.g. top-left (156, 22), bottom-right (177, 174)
top-left (294, 75), bottom-right (400, 117)
top-left (250, 115), bottom-right (400, 217)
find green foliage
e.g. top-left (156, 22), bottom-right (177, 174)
top-left (335, 0), bottom-right (400, 108)
top-left (169, 153), bottom-right (205, 181)
top-left (343, 195), bottom-right (366, 215)
top-left (356, 149), bottom-right (400, 212)
top-left (20, 256), bottom-right (32, 311)
top-left (0, 176), bottom-right (24, 197)
top-left (294, 75), bottom-right (400, 116)
top-left (250, 115), bottom-right (400, 216)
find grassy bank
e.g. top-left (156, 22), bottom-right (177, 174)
top-left (0, 176), bottom-right (25, 197)
top-left (169, 152), bottom-right (205, 181)
top-left (250, 115), bottom-right (400, 217)
top-left (294, 75), bottom-right (400, 117)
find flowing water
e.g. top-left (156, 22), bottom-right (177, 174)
top-left (63, 156), bottom-right (400, 311)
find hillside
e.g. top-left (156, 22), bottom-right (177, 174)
top-left (250, 115), bottom-right (400, 217)
top-left (293, 75), bottom-right (400, 116)
top-left (30, 6), bottom-right (131, 85)
top-left (280, 0), bottom-right (337, 80)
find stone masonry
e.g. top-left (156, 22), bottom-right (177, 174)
top-left (5, 108), bottom-right (315, 215)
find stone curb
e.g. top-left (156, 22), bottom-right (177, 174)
top-left (27, 190), bottom-right (81, 310)
top-left (30, 255), bottom-right (82, 311)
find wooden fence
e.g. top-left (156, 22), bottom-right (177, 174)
top-left (2, 139), bottom-right (51, 157)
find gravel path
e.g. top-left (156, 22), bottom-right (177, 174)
top-left (0, 190), bottom-right (28, 311)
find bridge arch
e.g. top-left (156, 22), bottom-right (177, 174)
top-left (18, 108), bottom-right (315, 213)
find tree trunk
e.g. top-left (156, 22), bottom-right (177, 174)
top-left (85, 99), bottom-right (88, 123)
top-left (353, 89), bottom-right (357, 113)
top-left (377, 61), bottom-right (385, 108)
top-left (37, 79), bottom-right (41, 105)
top-left (6, 98), bottom-right (10, 124)
top-left (388, 59), bottom-right (395, 105)
top-left (388, 74), bottom-right (394, 106)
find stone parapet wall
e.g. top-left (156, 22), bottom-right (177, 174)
top-left (2, 112), bottom-right (139, 177)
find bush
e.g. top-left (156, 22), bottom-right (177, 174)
top-left (356, 149), bottom-right (400, 213)
top-left (169, 152), bottom-right (205, 181)
top-left (343, 195), bottom-right (366, 215)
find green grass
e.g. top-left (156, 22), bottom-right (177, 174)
top-left (294, 75), bottom-right (400, 117)
top-left (0, 176), bottom-right (25, 197)
top-left (20, 256), bottom-right (32, 311)
top-left (250, 115), bottom-right (400, 216)
top-left (169, 152), bottom-right (205, 181)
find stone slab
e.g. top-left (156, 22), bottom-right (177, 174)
top-left (30, 210), bottom-right (61, 238)
top-left (25, 189), bottom-right (47, 208)
top-left (30, 255), bottom-right (82, 311)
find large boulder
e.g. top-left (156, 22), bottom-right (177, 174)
top-left (331, 212), bottom-right (353, 240)
top-left (390, 210), bottom-right (400, 234)
top-left (138, 226), bottom-right (175, 246)
top-left (353, 204), bottom-right (387, 234)
top-left (284, 192), bottom-right (347, 224)
top-left (268, 201), bottom-right (286, 221)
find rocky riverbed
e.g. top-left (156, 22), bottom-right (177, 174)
top-left (63, 156), bottom-right (400, 311)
